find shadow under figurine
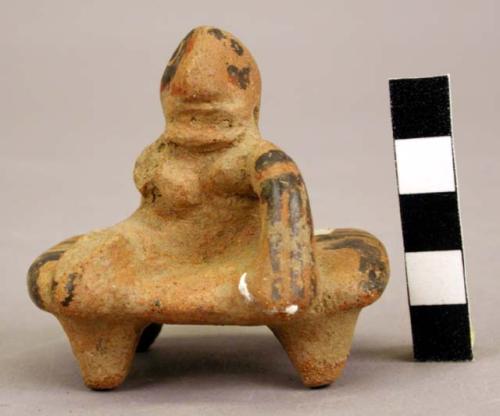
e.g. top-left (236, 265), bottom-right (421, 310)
top-left (27, 26), bottom-right (390, 390)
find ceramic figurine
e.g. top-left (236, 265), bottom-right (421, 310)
top-left (27, 26), bottom-right (389, 390)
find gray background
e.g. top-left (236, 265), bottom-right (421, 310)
top-left (1, 0), bottom-right (499, 414)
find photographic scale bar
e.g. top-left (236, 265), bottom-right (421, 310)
top-left (389, 75), bottom-right (473, 361)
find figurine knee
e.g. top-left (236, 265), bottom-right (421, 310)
top-left (314, 228), bottom-right (390, 312)
top-left (48, 230), bottom-right (135, 315)
top-left (27, 235), bottom-right (81, 311)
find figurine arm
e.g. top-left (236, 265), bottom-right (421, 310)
top-left (246, 144), bottom-right (317, 313)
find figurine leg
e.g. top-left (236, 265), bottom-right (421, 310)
top-left (58, 317), bottom-right (144, 390)
top-left (136, 323), bottom-right (163, 352)
top-left (270, 309), bottom-right (360, 388)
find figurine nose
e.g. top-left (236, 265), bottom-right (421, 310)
top-left (170, 57), bottom-right (225, 102)
top-left (167, 36), bottom-right (230, 102)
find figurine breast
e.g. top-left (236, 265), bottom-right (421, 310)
top-left (152, 151), bottom-right (203, 210)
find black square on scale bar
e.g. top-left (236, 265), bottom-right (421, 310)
top-left (410, 304), bottom-right (473, 361)
top-left (399, 192), bottom-right (462, 252)
top-left (390, 76), bottom-right (452, 139)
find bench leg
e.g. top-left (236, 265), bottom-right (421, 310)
top-left (270, 309), bottom-right (360, 388)
top-left (58, 317), bottom-right (144, 390)
top-left (136, 323), bottom-right (163, 352)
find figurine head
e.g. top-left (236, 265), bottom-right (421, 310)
top-left (160, 26), bottom-right (262, 149)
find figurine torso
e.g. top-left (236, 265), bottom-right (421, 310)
top-left (131, 136), bottom-right (260, 262)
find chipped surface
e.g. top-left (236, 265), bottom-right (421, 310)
top-left (238, 272), bottom-right (253, 302)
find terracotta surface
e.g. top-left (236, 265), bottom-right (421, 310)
top-left (27, 26), bottom-right (390, 390)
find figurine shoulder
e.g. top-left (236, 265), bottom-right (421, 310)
top-left (247, 139), bottom-right (300, 177)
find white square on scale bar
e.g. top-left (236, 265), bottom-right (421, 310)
top-left (406, 250), bottom-right (467, 306)
top-left (395, 136), bottom-right (456, 194)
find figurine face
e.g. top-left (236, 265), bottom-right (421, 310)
top-left (160, 26), bottom-right (262, 149)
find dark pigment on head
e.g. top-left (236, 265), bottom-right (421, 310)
top-left (227, 65), bottom-right (251, 89)
top-left (160, 29), bottom-right (195, 90)
top-left (230, 39), bottom-right (244, 55)
top-left (207, 28), bottom-right (226, 40)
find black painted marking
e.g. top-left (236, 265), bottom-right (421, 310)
top-left (324, 237), bottom-right (387, 293)
top-left (389, 76), bottom-right (451, 139)
top-left (260, 173), bottom-right (304, 300)
top-left (271, 278), bottom-right (282, 301)
top-left (259, 173), bottom-right (309, 234)
top-left (259, 172), bottom-right (313, 302)
top-left (260, 173), bottom-right (304, 225)
top-left (230, 38), bottom-right (244, 55)
top-left (288, 187), bottom-right (303, 236)
top-left (261, 180), bottom-right (282, 224)
top-left (255, 150), bottom-right (293, 172)
top-left (161, 29), bottom-right (195, 90)
top-left (227, 65), bottom-right (250, 89)
top-left (59, 235), bottom-right (81, 245)
top-left (290, 247), bottom-right (305, 298)
top-left (268, 234), bottom-right (282, 273)
top-left (260, 173), bottom-right (302, 194)
top-left (207, 28), bottom-right (226, 40)
top-left (61, 273), bottom-right (79, 307)
top-left (304, 196), bottom-right (314, 238)
top-left (261, 179), bottom-right (283, 291)
top-left (27, 250), bottom-right (65, 309)
top-left (50, 278), bottom-right (58, 300)
top-left (410, 304), bottom-right (473, 361)
top-left (399, 192), bottom-right (462, 252)
top-left (315, 229), bottom-right (371, 243)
